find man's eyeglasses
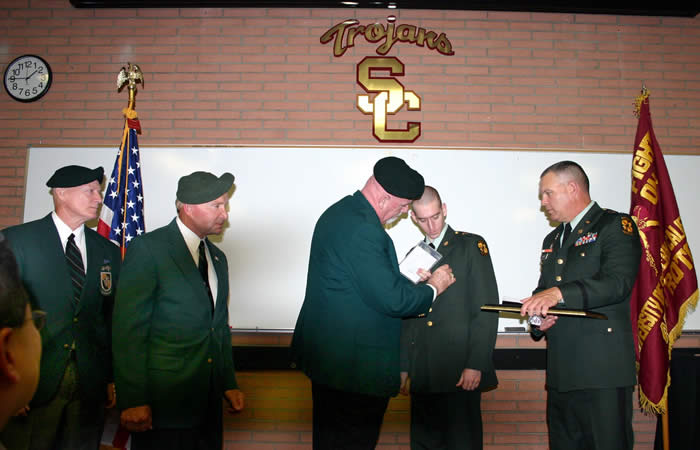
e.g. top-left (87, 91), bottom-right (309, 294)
top-left (27, 310), bottom-right (47, 331)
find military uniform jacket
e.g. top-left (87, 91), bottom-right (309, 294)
top-left (112, 219), bottom-right (238, 429)
top-left (291, 191), bottom-right (434, 398)
top-left (534, 203), bottom-right (641, 392)
top-left (3, 214), bottom-right (120, 406)
top-left (400, 227), bottom-right (499, 393)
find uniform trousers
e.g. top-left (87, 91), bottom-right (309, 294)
top-left (410, 390), bottom-right (483, 449)
top-left (311, 382), bottom-right (389, 450)
top-left (130, 369), bottom-right (222, 450)
top-left (0, 358), bottom-right (105, 450)
top-left (547, 386), bottom-right (633, 450)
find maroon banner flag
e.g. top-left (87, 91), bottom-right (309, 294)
top-left (630, 89), bottom-right (698, 414)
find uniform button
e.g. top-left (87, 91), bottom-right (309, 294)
top-left (428, 307), bottom-right (433, 313)
top-left (417, 313), bottom-right (425, 318)
top-left (557, 258), bottom-right (563, 264)
top-left (607, 328), bottom-right (613, 333)
top-left (555, 276), bottom-right (562, 281)
top-left (64, 344), bottom-right (69, 349)
top-left (207, 358), bottom-right (213, 363)
top-left (427, 321), bottom-right (433, 327)
top-left (73, 317), bottom-right (78, 323)
top-left (580, 252), bottom-right (586, 257)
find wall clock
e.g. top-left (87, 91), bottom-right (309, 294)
top-left (3, 55), bottom-right (52, 102)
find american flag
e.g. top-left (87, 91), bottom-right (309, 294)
top-left (97, 114), bottom-right (145, 258)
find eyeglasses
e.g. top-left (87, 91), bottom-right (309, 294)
top-left (27, 310), bottom-right (47, 331)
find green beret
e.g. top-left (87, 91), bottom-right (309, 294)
top-left (46, 165), bottom-right (104, 188)
top-left (373, 156), bottom-right (424, 200)
top-left (177, 171), bottom-right (234, 205)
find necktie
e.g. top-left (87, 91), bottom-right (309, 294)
top-left (198, 240), bottom-right (214, 313)
top-left (66, 233), bottom-right (85, 306)
top-left (429, 242), bottom-right (435, 249)
top-left (562, 223), bottom-right (572, 245)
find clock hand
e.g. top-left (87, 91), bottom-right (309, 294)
top-left (24, 70), bottom-right (38, 83)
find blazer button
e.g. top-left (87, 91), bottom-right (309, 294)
top-left (557, 258), bottom-right (564, 264)
top-left (427, 321), bottom-right (433, 327)
top-left (555, 276), bottom-right (562, 281)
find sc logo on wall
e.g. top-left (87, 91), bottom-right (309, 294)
top-left (357, 57), bottom-right (421, 143)
top-left (321, 19), bottom-right (454, 143)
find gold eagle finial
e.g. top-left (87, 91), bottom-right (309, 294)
top-left (117, 62), bottom-right (144, 91)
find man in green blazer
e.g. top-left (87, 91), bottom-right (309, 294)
top-left (291, 157), bottom-right (456, 450)
top-left (520, 161), bottom-right (641, 450)
top-left (112, 171), bottom-right (244, 450)
top-left (400, 186), bottom-right (499, 449)
top-left (1, 165), bottom-right (120, 450)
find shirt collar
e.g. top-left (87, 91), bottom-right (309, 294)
top-left (426, 224), bottom-right (449, 248)
top-left (51, 212), bottom-right (85, 247)
top-left (176, 216), bottom-right (204, 261)
top-left (568, 201), bottom-right (596, 230)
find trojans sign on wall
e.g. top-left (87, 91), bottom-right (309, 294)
top-left (321, 18), bottom-right (454, 143)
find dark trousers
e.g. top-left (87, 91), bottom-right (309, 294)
top-left (311, 382), bottom-right (389, 450)
top-left (0, 358), bottom-right (105, 450)
top-left (547, 386), bottom-right (633, 450)
top-left (410, 390), bottom-right (483, 450)
top-left (130, 372), bottom-right (222, 450)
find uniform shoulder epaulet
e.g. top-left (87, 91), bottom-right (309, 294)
top-left (453, 230), bottom-right (472, 237)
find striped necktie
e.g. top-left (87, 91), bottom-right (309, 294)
top-left (66, 233), bottom-right (85, 306)
top-left (198, 240), bottom-right (214, 314)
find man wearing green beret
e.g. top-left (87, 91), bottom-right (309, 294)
top-left (292, 156), bottom-right (456, 449)
top-left (1, 165), bottom-right (120, 450)
top-left (112, 171), bottom-right (244, 450)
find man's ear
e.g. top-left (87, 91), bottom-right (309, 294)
top-left (409, 210), bottom-right (417, 224)
top-left (0, 328), bottom-right (21, 384)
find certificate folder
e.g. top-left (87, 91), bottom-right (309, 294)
top-left (480, 302), bottom-right (608, 320)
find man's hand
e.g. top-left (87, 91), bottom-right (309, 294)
top-left (106, 383), bottom-right (116, 409)
top-left (14, 405), bottom-right (30, 417)
top-left (224, 389), bottom-right (245, 414)
top-left (425, 264), bottom-right (455, 296)
top-left (520, 287), bottom-right (562, 317)
top-left (456, 368), bottom-right (481, 391)
top-left (537, 315), bottom-right (558, 332)
top-left (120, 405), bottom-right (153, 432)
top-left (399, 371), bottom-right (410, 396)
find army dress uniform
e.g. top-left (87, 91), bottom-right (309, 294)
top-left (401, 226), bottom-right (499, 449)
top-left (533, 202), bottom-right (641, 450)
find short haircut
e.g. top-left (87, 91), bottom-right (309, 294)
top-left (413, 185), bottom-right (442, 208)
top-left (0, 232), bottom-right (29, 329)
top-left (541, 160), bottom-right (590, 194)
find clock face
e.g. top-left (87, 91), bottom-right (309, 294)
top-left (4, 55), bottom-right (52, 102)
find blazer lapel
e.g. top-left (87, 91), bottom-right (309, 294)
top-left (165, 220), bottom-right (212, 310)
top-left (39, 215), bottom-right (76, 311)
top-left (208, 240), bottom-right (228, 315)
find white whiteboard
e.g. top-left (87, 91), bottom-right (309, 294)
top-left (23, 146), bottom-right (700, 332)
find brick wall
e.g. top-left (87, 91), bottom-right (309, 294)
top-left (2, 2), bottom-right (698, 449)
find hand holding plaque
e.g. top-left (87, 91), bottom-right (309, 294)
top-left (399, 241), bottom-right (442, 284)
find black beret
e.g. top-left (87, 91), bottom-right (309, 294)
top-left (373, 156), bottom-right (424, 200)
top-left (46, 165), bottom-right (104, 188)
top-left (177, 171), bottom-right (235, 205)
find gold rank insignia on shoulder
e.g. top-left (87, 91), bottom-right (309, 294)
top-left (478, 241), bottom-right (488, 256)
top-left (621, 217), bottom-right (634, 235)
